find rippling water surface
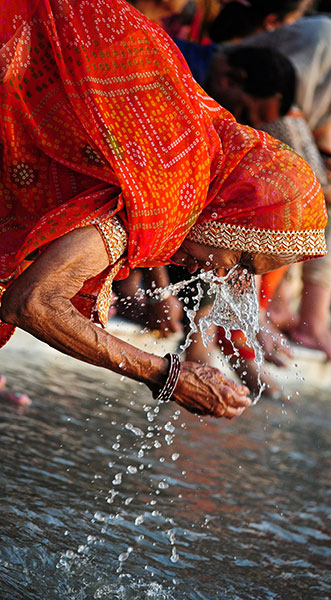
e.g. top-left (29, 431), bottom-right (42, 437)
top-left (1, 335), bottom-right (330, 599)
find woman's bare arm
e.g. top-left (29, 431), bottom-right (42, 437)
top-left (0, 226), bottom-right (167, 389)
top-left (0, 226), bottom-right (251, 417)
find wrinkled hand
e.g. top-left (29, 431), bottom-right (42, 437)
top-left (257, 319), bottom-right (293, 367)
top-left (147, 296), bottom-right (183, 338)
top-left (172, 361), bottom-right (251, 418)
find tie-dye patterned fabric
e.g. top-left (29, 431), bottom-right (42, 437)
top-left (0, 0), bottom-right (327, 347)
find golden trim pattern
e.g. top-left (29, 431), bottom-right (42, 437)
top-left (94, 216), bottom-right (128, 327)
top-left (95, 216), bottom-right (128, 265)
top-left (187, 222), bottom-right (327, 257)
top-left (96, 257), bottom-right (126, 327)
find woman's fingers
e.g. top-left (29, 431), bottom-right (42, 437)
top-left (211, 387), bottom-right (251, 417)
top-left (223, 405), bottom-right (246, 419)
top-left (217, 371), bottom-right (249, 396)
top-left (228, 393), bottom-right (251, 409)
top-left (173, 362), bottom-right (252, 418)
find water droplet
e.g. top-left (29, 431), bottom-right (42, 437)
top-left (127, 465), bottom-right (137, 474)
top-left (158, 480), bottom-right (169, 489)
top-left (125, 423), bottom-right (144, 437)
top-left (164, 422), bottom-right (175, 433)
top-left (106, 489), bottom-right (118, 503)
top-left (170, 546), bottom-right (179, 562)
top-left (118, 552), bottom-right (129, 562)
top-left (112, 473), bottom-right (122, 485)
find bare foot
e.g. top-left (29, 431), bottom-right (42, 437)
top-left (290, 326), bottom-right (331, 360)
top-left (0, 376), bottom-right (31, 406)
top-left (268, 303), bottom-right (298, 333)
top-left (0, 375), bottom-right (7, 391)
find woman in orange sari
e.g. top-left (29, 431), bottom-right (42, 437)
top-left (0, 0), bottom-right (327, 418)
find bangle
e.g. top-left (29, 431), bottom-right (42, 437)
top-left (153, 353), bottom-right (181, 402)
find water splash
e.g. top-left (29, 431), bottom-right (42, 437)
top-left (93, 576), bottom-right (177, 599)
top-left (141, 266), bottom-right (264, 402)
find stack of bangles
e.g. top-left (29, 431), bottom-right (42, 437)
top-left (153, 353), bottom-right (181, 402)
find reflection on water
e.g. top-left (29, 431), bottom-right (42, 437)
top-left (0, 346), bottom-right (330, 600)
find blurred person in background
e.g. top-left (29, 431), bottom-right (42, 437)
top-left (214, 12), bottom-right (331, 359)
top-left (209, 0), bottom-right (314, 43)
top-left (166, 45), bottom-right (299, 396)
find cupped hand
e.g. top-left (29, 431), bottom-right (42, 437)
top-left (172, 361), bottom-right (251, 418)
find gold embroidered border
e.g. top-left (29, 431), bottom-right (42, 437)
top-left (94, 216), bottom-right (128, 327)
top-left (95, 215), bottom-right (128, 265)
top-left (96, 257), bottom-right (126, 327)
top-left (187, 222), bottom-right (327, 257)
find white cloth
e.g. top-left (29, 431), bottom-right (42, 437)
top-left (262, 110), bottom-right (328, 187)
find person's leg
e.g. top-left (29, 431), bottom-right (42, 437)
top-left (267, 268), bottom-right (300, 331)
top-left (167, 265), bottom-right (216, 363)
top-left (289, 209), bottom-right (331, 359)
top-left (290, 281), bottom-right (331, 359)
top-left (113, 269), bottom-right (146, 323)
top-left (184, 304), bottom-right (216, 364)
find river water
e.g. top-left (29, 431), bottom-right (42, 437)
top-left (0, 334), bottom-right (330, 600)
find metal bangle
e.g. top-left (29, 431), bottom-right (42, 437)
top-left (153, 353), bottom-right (181, 402)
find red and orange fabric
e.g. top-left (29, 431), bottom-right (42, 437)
top-left (0, 0), bottom-right (328, 348)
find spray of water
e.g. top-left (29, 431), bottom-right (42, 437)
top-left (140, 266), bottom-right (265, 403)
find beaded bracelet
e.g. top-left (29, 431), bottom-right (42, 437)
top-left (153, 353), bottom-right (181, 402)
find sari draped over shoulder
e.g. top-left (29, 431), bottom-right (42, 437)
top-left (0, 0), bottom-right (328, 347)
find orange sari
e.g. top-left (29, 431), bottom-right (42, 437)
top-left (0, 0), bottom-right (327, 348)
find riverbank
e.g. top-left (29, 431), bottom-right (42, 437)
top-left (1, 321), bottom-right (330, 400)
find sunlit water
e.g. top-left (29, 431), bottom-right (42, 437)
top-left (145, 267), bottom-right (265, 400)
top-left (1, 341), bottom-right (330, 600)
